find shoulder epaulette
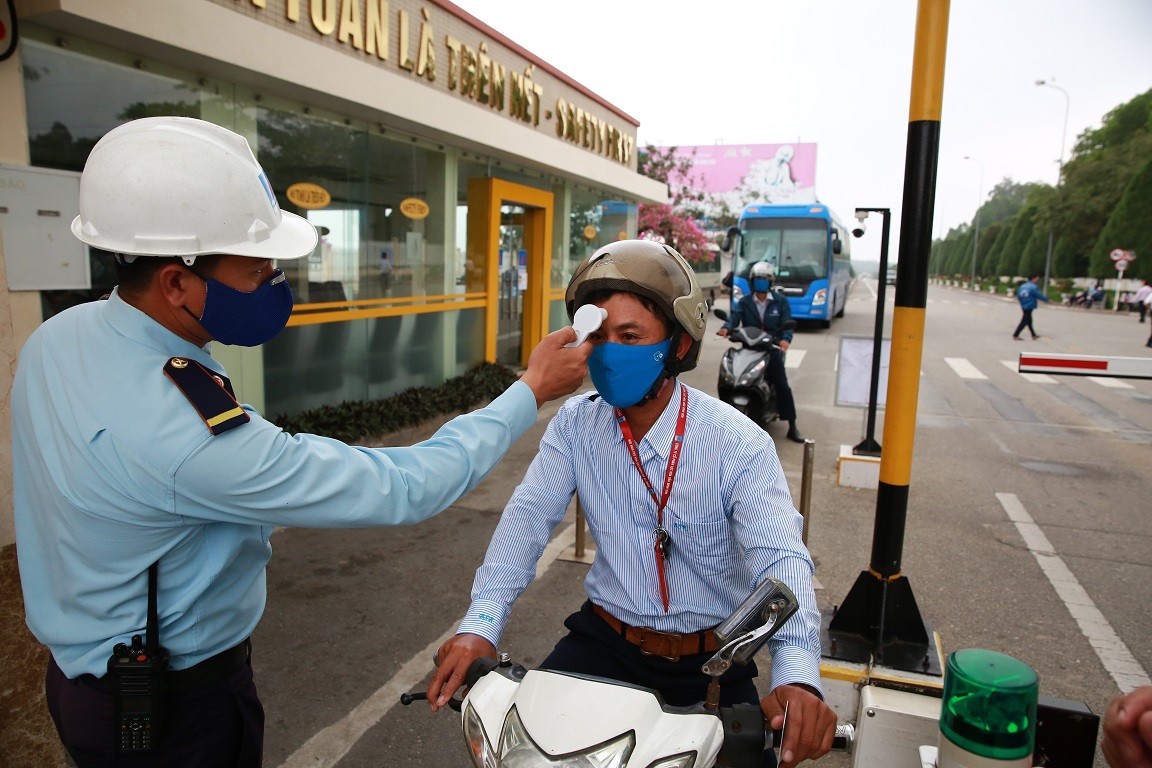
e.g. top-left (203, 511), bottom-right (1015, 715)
top-left (163, 357), bottom-right (250, 436)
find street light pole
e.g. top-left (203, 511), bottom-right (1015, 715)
top-left (963, 155), bottom-right (983, 291)
top-left (1036, 79), bottom-right (1070, 296)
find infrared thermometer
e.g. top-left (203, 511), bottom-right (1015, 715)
top-left (565, 304), bottom-right (608, 348)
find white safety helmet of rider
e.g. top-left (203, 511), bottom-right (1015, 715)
top-left (565, 239), bottom-right (708, 373)
top-left (71, 116), bottom-right (318, 264)
top-left (750, 261), bottom-right (775, 280)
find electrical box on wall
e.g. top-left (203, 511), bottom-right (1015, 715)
top-left (0, 163), bottom-right (91, 291)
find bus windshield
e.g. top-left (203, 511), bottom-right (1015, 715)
top-left (735, 218), bottom-right (828, 287)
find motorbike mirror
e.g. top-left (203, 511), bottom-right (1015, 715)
top-left (720, 226), bottom-right (740, 253)
top-left (710, 578), bottom-right (799, 668)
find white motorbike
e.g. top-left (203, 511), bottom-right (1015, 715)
top-left (404, 578), bottom-right (852, 768)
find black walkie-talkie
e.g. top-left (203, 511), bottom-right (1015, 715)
top-left (107, 563), bottom-right (169, 751)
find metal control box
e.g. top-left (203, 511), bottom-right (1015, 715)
top-left (852, 684), bottom-right (942, 768)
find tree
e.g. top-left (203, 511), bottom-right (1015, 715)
top-left (636, 144), bottom-right (713, 263)
top-left (995, 205), bottom-right (1038, 278)
top-left (1092, 156), bottom-right (1152, 279)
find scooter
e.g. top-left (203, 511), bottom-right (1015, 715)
top-left (402, 577), bottom-right (852, 768)
top-left (714, 309), bottom-right (796, 427)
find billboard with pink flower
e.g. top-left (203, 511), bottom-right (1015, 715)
top-left (661, 143), bottom-right (818, 210)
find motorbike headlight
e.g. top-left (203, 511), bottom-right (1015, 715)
top-left (812, 288), bottom-right (827, 306)
top-left (736, 359), bottom-right (766, 387)
top-left (646, 754), bottom-right (698, 768)
top-left (719, 354), bottom-right (735, 384)
top-left (464, 702), bottom-right (500, 768)
top-left (499, 706), bottom-right (635, 767)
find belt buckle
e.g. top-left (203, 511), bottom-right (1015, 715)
top-left (637, 628), bottom-right (683, 663)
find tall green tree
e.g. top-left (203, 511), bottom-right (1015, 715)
top-left (1092, 157), bottom-right (1152, 279)
top-left (995, 205), bottom-right (1038, 278)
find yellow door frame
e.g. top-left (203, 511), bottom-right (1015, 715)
top-left (466, 178), bottom-right (554, 367)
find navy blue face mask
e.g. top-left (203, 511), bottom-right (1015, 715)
top-left (752, 277), bottom-right (771, 293)
top-left (186, 268), bottom-right (294, 347)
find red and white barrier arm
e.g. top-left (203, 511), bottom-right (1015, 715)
top-left (1018, 353), bottom-right (1152, 380)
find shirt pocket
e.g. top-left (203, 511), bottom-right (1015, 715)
top-left (669, 517), bottom-right (734, 576)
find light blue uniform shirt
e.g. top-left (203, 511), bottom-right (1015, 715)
top-left (13, 290), bottom-right (538, 678)
top-left (459, 381), bottom-right (823, 694)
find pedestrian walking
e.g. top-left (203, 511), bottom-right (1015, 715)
top-left (1013, 274), bottom-right (1050, 340)
top-left (1134, 279), bottom-right (1152, 323)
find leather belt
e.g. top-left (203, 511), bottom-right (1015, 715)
top-left (592, 604), bottom-right (719, 663)
top-left (81, 639), bottom-right (251, 694)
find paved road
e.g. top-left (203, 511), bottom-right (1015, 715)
top-left (255, 280), bottom-right (1152, 767)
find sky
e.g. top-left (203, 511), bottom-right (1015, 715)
top-left (450, 0), bottom-right (1152, 264)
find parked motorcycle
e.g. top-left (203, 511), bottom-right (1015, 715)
top-left (714, 308), bottom-right (796, 427)
top-left (401, 577), bottom-right (851, 768)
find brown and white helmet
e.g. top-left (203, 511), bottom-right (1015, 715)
top-left (565, 239), bottom-right (708, 373)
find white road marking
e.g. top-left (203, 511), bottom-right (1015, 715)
top-left (785, 350), bottom-right (806, 369)
top-left (1000, 360), bottom-right (1057, 383)
top-left (996, 493), bottom-right (1149, 693)
top-left (944, 357), bottom-right (987, 380)
top-left (277, 522), bottom-right (580, 768)
top-left (1087, 376), bottom-right (1134, 389)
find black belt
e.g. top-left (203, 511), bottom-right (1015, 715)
top-left (81, 639), bottom-right (251, 694)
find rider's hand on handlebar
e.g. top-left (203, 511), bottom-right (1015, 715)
top-left (717, 327), bottom-right (729, 338)
top-left (427, 633), bottom-right (497, 713)
top-left (761, 683), bottom-right (837, 768)
top-left (778, 340), bottom-right (789, 351)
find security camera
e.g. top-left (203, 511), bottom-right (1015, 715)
top-left (852, 210), bottom-right (868, 238)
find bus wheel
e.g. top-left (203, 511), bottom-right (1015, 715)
top-left (819, 319), bottom-right (831, 329)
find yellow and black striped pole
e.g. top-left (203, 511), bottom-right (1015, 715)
top-left (826, 0), bottom-right (949, 675)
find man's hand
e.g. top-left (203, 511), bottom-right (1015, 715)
top-left (717, 327), bottom-right (730, 337)
top-left (518, 327), bottom-right (592, 408)
top-left (1102, 685), bottom-right (1152, 768)
top-left (426, 633), bottom-right (497, 713)
top-left (760, 683), bottom-right (837, 768)
top-left (778, 340), bottom-right (790, 352)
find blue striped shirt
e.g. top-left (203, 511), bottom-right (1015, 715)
top-left (460, 381), bottom-right (823, 694)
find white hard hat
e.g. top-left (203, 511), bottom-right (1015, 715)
top-left (71, 116), bottom-right (318, 261)
top-left (751, 261), bottom-right (775, 279)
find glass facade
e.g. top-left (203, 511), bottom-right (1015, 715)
top-left (19, 24), bottom-right (638, 417)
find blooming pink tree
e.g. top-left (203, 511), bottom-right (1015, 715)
top-left (637, 145), bottom-right (715, 265)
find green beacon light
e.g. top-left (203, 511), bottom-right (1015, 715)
top-left (938, 649), bottom-right (1039, 768)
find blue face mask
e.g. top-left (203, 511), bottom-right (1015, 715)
top-left (752, 278), bottom-right (771, 293)
top-left (189, 268), bottom-right (294, 347)
top-left (588, 339), bottom-right (672, 408)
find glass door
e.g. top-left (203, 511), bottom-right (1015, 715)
top-left (496, 205), bottom-right (527, 367)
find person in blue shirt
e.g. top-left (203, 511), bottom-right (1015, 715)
top-left (718, 260), bottom-right (805, 443)
top-left (11, 117), bottom-right (591, 768)
top-left (1013, 274), bottom-right (1050, 340)
top-left (427, 240), bottom-right (836, 768)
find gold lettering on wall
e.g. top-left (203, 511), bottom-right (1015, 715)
top-left (311, 0), bottom-right (337, 36)
top-left (338, 0), bottom-right (363, 49)
top-left (365, 0), bottom-right (388, 59)
top-left (415, 8), bottom-right (435, 80)
top-left (238, 2), bottom-right (634, 165)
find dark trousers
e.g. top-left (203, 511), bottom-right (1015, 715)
top-left (766, 350), bottom-right (797, 423)
top-left (541, 602), bottom-right (777, 767)
top-left (46, 653), bottom-right (263, 767)
top-left (1013, 309), bottom-right (1037, 338)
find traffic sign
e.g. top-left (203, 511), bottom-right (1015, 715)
top-left (1116, 259), bottom-right (1129, 271)
top-left (1110, 248), bottom-right (1136, 262)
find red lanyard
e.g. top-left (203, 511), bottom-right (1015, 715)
top-left (615, 386), bottom-right (688, 612)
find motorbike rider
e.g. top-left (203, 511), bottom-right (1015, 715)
top-left (428, 240), bottom-right (837, 768)
top-left (718, 261), bottom-right (805, 443)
